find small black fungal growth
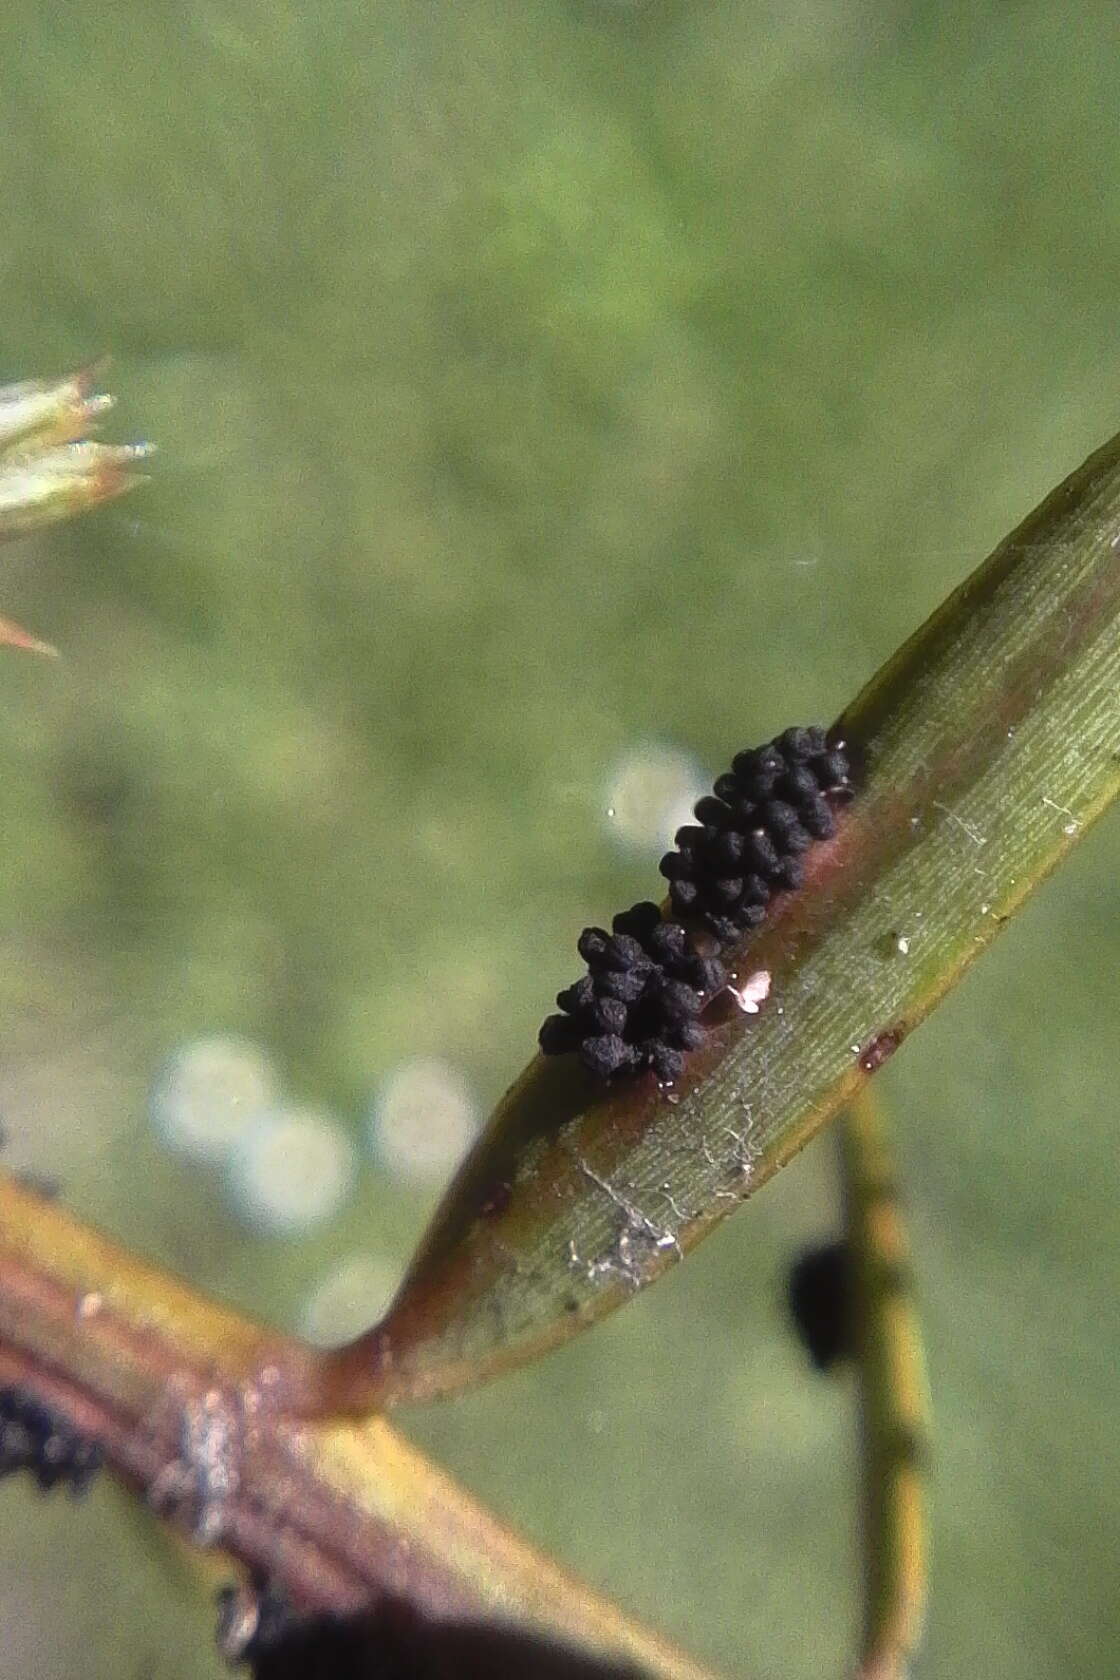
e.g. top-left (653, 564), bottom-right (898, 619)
top-left (540, 726), bottom-right (851, 1082)
top-left (0, 1387), bottom-right (103, 1494)
top-left (787, 1240), bottom-right (853, 1371)
top-left (661, 725), bottom-right (851, 941)
top-left (539, 900), bottom-right (725, 1083)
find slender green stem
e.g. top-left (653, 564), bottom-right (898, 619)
top-left (838, 1094), bottom-right (929, 1680)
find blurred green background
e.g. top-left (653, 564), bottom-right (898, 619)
top-left (0, 0), bottom-right (1118, 1675)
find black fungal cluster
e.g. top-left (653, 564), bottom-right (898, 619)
top-left (538, 901), bottom-right (727, 1083)
top-left (539, 726), bottom-right (851, 1083)
top-left (0, 1387), bottom-right (102, 1494)
top-left (661, 725), bottom-right (850, 940)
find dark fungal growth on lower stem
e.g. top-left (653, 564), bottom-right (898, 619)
top-left (539, 726), bottom-right (851, 1082)
top-left (0, 1388), bottom-right (102, 1494)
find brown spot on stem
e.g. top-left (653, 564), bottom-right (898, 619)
top-left (858, 1027), bottom-right (906, 1075)
top-left (478, 1181), bottom-right (512, 1220)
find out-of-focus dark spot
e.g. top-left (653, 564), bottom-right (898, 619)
top-left (885, 1423), bottom-right (930, 1473)
top-left (875, 1258), bottom-right (911, 1296)
top-left (0, 1388), bottom-right (102, 1493)
top-left (787, 1240), bottom-right (852, 1371)
top-left (478, 1181), bottom-right (512, 1219)
top-left (219, 1584), bottom-right (648, 1679)
top-left (54, 742), bottom-right (136, 831)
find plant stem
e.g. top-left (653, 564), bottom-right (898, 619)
top-left (0, 1172), bottom-right (722, 1680)
top-left (316, 423), bottom-right (1120, 1410)
top-left (838, 1094), bottom-right (929, 1680)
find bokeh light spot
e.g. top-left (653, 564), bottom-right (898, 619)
top-left (150, 1034), bottom-right (278, 1164)
top-left (368, 1057), bottom-right (480, 1186)
top-left (603, 741), bottom-right (707, 853)
top-left (300, 1252), bottom-right (401, 1347)
top-left (225, 1106), bottom-right (356, 1235)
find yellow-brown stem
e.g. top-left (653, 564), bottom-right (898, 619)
top-left (838, 1094), bottom-right (929, 1680)
top-left (0, 1173), bottom-right (720, 1680)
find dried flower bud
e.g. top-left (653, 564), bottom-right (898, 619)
top-left (0, 438), bottom-right (152, 539)
top-left (0, 365), bottom-right (115, 455)
top-left (0, 365), bottom-right (151, 654)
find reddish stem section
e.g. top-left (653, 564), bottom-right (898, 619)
top-left (0, 1178), bottom-right (716, 1680)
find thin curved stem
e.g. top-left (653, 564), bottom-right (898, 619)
top-left (839, 1094), bottom-right (929, 1680)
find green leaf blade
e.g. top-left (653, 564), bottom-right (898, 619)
top-left (327, 428), bottom-right (1120, 1410)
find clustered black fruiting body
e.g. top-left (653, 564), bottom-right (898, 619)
top-left (538, 900), bottom-right (727, 1084)
top-left (0, 1387), bottom-right (102, 1494)
top-left (660, 725), bottom-right (850, 940)
top-left (539, 726), bottom-right (851, 1083)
